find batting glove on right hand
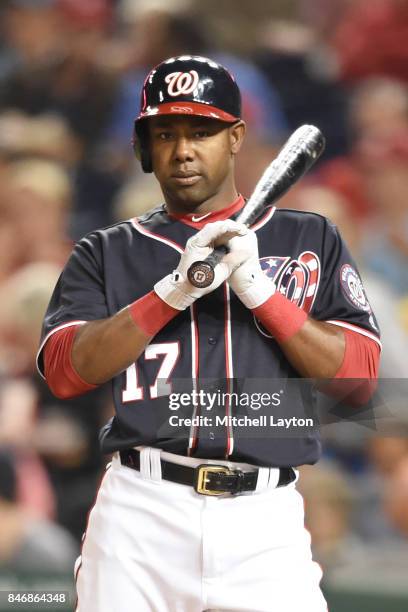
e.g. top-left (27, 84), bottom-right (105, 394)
top-left (154, 220), bottom-right (248, 310)
top-left (227, 228), bottom-right (276, 309)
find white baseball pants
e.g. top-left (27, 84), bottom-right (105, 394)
top-left (75, 450), bottom-right (327, 612)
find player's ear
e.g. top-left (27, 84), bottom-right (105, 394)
top-left (230, 120), bottom-right (246, 155)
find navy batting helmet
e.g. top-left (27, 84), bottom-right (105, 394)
top-left (133, 55), bottom-right (242, 173)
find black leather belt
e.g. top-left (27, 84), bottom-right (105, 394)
top-left (119, 449), bottom-right (296, 496)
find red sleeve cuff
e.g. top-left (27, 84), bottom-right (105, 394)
top-left (252, 292), bottom-right (308, 343)
top-left (128, 291), bottom-right (179, 337)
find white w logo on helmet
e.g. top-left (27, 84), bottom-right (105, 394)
top-left (165, 71), bottom-right (199, 97)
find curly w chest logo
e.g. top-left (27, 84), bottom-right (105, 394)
top-left (260, 251), bottom-right (321, 313)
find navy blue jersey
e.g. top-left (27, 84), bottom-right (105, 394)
top-left (37, 205), bottom-right (380, 466)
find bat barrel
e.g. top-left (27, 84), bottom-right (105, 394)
top-left (237, 125), bottom-right (325, 227)
top-left (186, 125), bottom-right (325, 289)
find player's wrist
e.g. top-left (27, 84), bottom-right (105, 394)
top-left (128, 290), bottom-right (180, 335)
top-left (154, 273), bottom-right (196, 310)
top-left (252, 292), bottom-right (308, 342)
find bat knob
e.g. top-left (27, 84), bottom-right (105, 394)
top-left (187, 261), bottom-right (215, 288)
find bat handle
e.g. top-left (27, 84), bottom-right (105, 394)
top-left (187, 244), bottom-right (228, 288)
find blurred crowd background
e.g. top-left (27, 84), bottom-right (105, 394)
top-left (0, 0), bottom-right (408, 608)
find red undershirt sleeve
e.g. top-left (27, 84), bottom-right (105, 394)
top-left (334, 327), bottom-right (380, 380)
top-left (329, 327), bottom-right (380, 406)
top-left (44, 325), bottom-right (97, 399)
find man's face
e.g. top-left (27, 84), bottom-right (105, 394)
top-left (148, 115), bottom-right (243, 210)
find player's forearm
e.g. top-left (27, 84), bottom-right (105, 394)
top-left (252, 293), bottom-right (380, 382)
top-left (72, 308), bottom-right (152, 384)
top-left (72, 290), bottom-right (181, 384)
top-left (252, 293), bottom-right (346, 378)
top-left (282, 322), bottom-right (381, 405)
top-left (278, 319), bottom-right (345, 378)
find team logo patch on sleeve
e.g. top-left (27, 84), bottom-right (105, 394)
top-left (340, 264), bottom-right (372, 312)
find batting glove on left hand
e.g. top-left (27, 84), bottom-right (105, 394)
top-left (227, 228), bottom-right (275, 309)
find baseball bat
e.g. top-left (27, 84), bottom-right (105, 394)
top-left (186, 124), bottom-right (326, 288)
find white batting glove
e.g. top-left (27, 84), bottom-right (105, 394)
top-left (154, 220), bottom-right (248, 310)
top-left (227, 228), bottom-right (275, 309)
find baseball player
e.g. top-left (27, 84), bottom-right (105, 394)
top-left (37, 56), bottom-right (381, 612)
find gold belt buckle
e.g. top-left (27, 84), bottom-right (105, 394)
top-left (195, 465), bottom-right (233, 496)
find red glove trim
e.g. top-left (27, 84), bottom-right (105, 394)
top-left (128, 290), bottom-right (179, 337)
top-left (44, 325), bottom-right (97, 399)
top-left (252, 292), bottom-right (308, 343)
